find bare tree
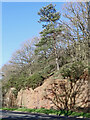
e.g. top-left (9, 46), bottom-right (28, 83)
top-left (9, 37), bottom-right (39, 75)
top-left (62, 2), bottom-right (88, 63)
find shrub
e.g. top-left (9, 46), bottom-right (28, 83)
top-left (85, 113), bottom-right (90, 118)
top-left (61, 61), bottom-right (85, 81)
top-left (40, 64), bottom-right (55, 78)
top-left (26, 72), bottom-right (44, 89)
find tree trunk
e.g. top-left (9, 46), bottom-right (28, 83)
top-left (56, 57), bottom-right (59, 71)
top-left (53, 33), bottom-right (60, 71)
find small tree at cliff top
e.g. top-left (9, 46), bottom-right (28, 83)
top-left (35, 4), bottom-right (62, 70)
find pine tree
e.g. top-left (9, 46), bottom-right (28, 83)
top-left (35, 4), bottom-right (61, 70)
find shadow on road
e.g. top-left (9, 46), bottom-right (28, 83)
top-left (1, 110), bottom-right (90, 120)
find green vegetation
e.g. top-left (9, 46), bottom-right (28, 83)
top-left (25, 72), bottom-right (44, 89)
top-left (1, 108), bottom-right (90, 118)
top-left (36, 4), bottom-right (61, 71)
top-left (2, 65), bottom-right (55, 95)
top-left (1, 2), bottom-right (90, 113)
top-left (60, 61), bottom-right (85, 80)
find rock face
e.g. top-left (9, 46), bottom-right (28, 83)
top-left (16, 76), bottom-right (55, 109)
top-left (16, 76), bottom-right (88, 109)
top-left (4, 73), bottom-right (89, 110)
top-left (4, 88), bottom-right (16, 108)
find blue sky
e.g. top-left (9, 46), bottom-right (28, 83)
top-left (2, 2), bottom-right (64, 67)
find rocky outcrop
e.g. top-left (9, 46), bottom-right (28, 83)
top-left (16, 76), bottom-right (88, 109)
top-left (16, 76), bottom-right (56, 109)
top-left (3, 73), bottom-right (89, 110)
top-left (4, 88), bottom-right (16, 108)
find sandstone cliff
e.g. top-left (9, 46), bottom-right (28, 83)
top-left (4, 73), bottom-right (89, 110)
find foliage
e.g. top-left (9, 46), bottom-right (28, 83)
top-left (1, 2), bottom-right (89, 110)
top-left (40, 64), bottom-right (55, 78)
top-left (61, 62), bottom-right (85, 81)
top-left (35, 3), bottom-right (62, 70)
top-left (2, 64), bottom-right (55, 101)
top-left (26, 72), bottom-right (44, 89)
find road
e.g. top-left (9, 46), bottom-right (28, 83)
top-left (0, 110), bottom-right (90, 120)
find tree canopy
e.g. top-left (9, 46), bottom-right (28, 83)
top-left (1, 2), bottom-right (90, 110)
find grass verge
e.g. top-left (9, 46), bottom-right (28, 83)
top-left (0, 107), bottom-right (90, 118)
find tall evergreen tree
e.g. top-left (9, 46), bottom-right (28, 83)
top-left (35, 4), bottom-right (61, 70)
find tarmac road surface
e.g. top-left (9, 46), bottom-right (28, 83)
top-left (0, 110), bottom-right (90, 120)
